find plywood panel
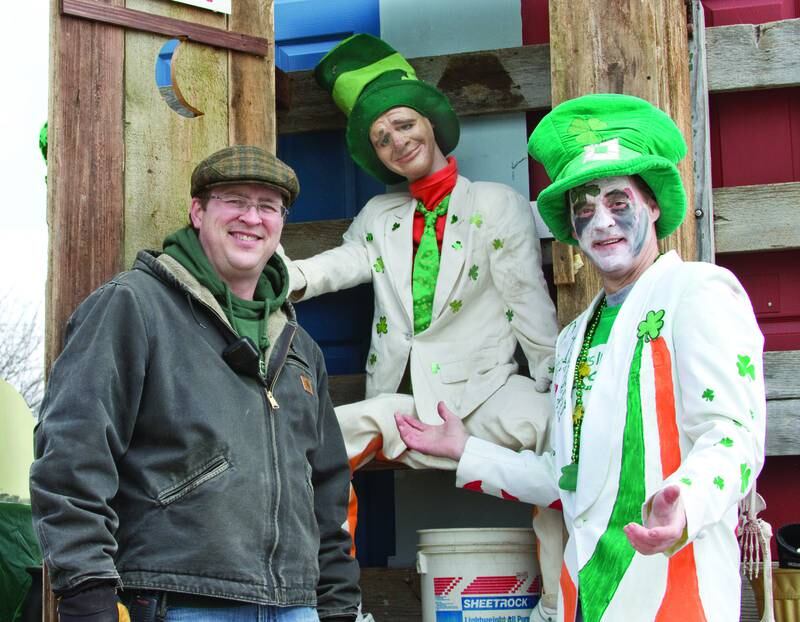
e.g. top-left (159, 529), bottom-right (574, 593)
top-left (123, 0), bottom-right (229, 266)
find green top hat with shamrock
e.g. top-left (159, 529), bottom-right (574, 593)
top-left (315, 33), bottom-right (460, 184)
top-left (528, 93), bottom-right (687, 245)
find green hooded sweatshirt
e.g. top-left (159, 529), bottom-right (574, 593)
top-left (162, 226), bottom-right (288, 354)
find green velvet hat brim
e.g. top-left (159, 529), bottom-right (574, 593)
top-left (536, 155), bottom-right (687, 246)
top-left (346, 80), bottom-right (460, 184)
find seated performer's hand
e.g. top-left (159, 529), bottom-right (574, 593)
top-left (623, 485), bottom-right (687, 555)
top-left (395, 402), bottom-right (469, 461)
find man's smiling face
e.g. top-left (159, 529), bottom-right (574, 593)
top-left (189, 182), bottom-right (285, 298)
top-left (569, 175), bottom-right (660, 283)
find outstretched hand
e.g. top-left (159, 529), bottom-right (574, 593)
top-left (394, 401), bottom-right (469, 461)
top-left (624, 485), bottom-right (687, 555)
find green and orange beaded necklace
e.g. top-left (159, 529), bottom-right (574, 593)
top-left (558, 296), bottom-right (607, 492)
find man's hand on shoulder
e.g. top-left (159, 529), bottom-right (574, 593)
top-left (623, 485), bottom-right (687, 555)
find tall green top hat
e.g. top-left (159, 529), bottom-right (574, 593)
top-left (528, 94), bottom-right (687, 245)
top-left (315, 34), bottom-right (460, 184)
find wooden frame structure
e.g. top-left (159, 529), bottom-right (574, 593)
top-left (43, 0), bottom-right (798, 619)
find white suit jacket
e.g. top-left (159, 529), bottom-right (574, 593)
top-left (457, 252), bottom-right (766, 622)
top-left (291, 176), bottom-right (558, 423)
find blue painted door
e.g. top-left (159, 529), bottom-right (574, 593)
top-left (275, 0), bottom-right (394, 568)
top-left (275, 0), bottom-right (384, 377)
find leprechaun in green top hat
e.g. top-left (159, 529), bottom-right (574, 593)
top-left (286, 33), bottom-right (564, 620)
top-left (397, 93), bottom-right (767, 622)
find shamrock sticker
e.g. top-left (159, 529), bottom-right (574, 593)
top-left (492, 239), bottom-right (504, 250)
top-left (368, 353), bottom-right (377, 366)
top-left (468, 265), bottom-right (479, 281)
top-left (718, 437), bottom-right (734, 448)
top-left (470, 213), bottom-right (483, 228)
top-left (450, 300), bottom-right (463, 313)
top-left (366, 232), bottom-right (374, 242)
top-left (452, 240), bottom-right (462, 250)
top-left (713, 476), bottom-right (725, 491)
top-left (451, 214), bottom-right (459, 224)
top-left (431, 363), bottom-right (441, 375)
top-left (740, 463), bottom-right (752, 494)
top-left (737, 354), bottom-right (756, 381)
top-left (376, 316), bottom-right (388, 336)
top-left (568, 117), bottom-right (608, 145)
top-left (636, 309), bottom-right (665, 342)
top-left (680, 477), bottom-right (692, 486)
top-left (373, 256), bottom-right (385, 273)
top-left (506, 309), bottom-right (514, 322)
top-left (702, 388), bottom-right (715, 402)
top-left (392, 222), bottom-right (401, 231)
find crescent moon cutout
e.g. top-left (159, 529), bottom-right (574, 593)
top-left (155, 38), bottom-right (204, 119)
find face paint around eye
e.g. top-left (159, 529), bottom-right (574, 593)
top-left (570, 176), bottom-right (658, 282)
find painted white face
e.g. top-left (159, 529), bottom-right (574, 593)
top-left (190, 183), bottom-right (285, 298)
top-left (569, 175), bottom-right (660, 279)
top-left (369, 106), bottom-right (448, 182)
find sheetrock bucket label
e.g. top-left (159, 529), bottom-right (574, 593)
top-left (433, 573), bottom-right (540, 622)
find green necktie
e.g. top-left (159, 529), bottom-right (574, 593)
top-left (412, 195), bottom-right (450, 334)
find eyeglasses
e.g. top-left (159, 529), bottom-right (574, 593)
top-left (210, 194), bottom-right (288, 218)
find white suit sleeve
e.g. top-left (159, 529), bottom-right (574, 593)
top-left (487, 188), bottom-right (558, 390)
top-left (291, 208), bottom-right (374, 301)
top-left (646, 266), bottom-right (766, 548)
top-left (456, 436), bottom-right (561, 507)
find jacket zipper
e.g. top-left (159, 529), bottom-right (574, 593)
top-left (262, 324), bottom-right (298, 411)
top-left (259, 354), bottom-right (280, 409)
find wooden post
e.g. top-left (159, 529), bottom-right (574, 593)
top-left (548, 0), bottom-right (696, 326)
top-left (44, 1), bottom-right (275, 619)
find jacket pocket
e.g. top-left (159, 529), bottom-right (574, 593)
top-left (156, 455), bottom-right (231, 507)
top-left (438, 349), bottom-right (497, 384)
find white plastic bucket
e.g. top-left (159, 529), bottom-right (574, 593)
top-left (417, 528), bottom-right (541, 622)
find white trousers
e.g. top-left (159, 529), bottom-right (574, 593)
top-left (335, 374), bottom-right (564, 602)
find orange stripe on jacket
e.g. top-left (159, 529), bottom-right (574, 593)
top-left (560, 562), bottom-right (577, 622)
top-left (651, 337), bottom-right (707, 622)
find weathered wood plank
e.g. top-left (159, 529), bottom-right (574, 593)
top-left (690, 0), bottom-right (715, 263)
top-left (47, 0), bottom-right (125, 369)
top-left (277, 17), bottom-right (799, 137)
top-left (282, 219), bottom-right (353, 260)
top-left (229, 0), bottom-right (274, 151)
top-left (713, 182), bottom-right (800, 254)
top-left (277, 44), bottom-right (551, 134)
top-left (360, 567), bottom-right (421, 622)
top-left (282, 220), bottom-right (553, 265)
top-left (45, 0), bottom-right (126, 616)
top-left (764, 350), bottom-right (800, 402)
top-left (766, 398), bottom-right (799, 457)
top-left (357, 565), bottom-right (763, 621)
top-left (706, 18), bottom-right (800, 93)
top-left (548, 0), bottom-right (695, 326)
top-left (61, 0), bottom-right (269, 56)
top-left (327, 348), bottom-right (799, 457)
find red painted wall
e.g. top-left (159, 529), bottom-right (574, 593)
top-left (521, 0), bottom-right (800, 556)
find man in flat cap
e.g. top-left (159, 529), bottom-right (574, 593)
top-left (30, 146), bottom-right (360, 622)
top-left (286, 34), bottom-right (563, 621)
top-left (397, 94), bottom-right (767, 622)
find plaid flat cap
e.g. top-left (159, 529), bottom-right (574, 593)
top-left (191, 145), bottom-right (300, 206)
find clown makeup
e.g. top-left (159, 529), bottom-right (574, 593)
top-left (569, 175), bottom-right (660, 291)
